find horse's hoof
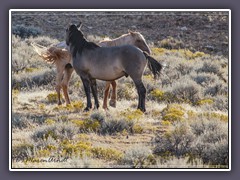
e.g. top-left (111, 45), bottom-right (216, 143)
top-left (58, 102), bottom-right (62, 106)
top-left (137, 108), bottom-right (146, 113)
top-left (84, 107), bottom-right (91, 112)
top-left (109, 99), bottom-right (116, 108)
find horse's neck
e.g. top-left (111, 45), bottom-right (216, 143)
top-left (111, 34), bottom-right (132, 46)
top-left (69, 37), bottom-right (87, 57)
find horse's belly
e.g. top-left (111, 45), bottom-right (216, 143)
top-left (90, 68), bottom-right (125, 81)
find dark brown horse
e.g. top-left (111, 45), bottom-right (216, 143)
top-left (66, 23), bottom-right (162, 112)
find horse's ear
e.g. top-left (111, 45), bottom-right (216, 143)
top-left (76, 22), bottom-right (83, 30)
top-left (128, 29), bottom-right (135, 35)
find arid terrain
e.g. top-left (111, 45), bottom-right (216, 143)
top-left (11, 11), bottom-right (229, 169)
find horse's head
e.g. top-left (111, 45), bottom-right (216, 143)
top-left (128, 30), bottom-right (151, 55)
top-left (65, 23), bottom-right (84, 46)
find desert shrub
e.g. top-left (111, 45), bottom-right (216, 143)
top-left (28, 36), bottom-right (59, 47)
top-left (193, 72), bottom-right (219, 87)
top-left (100, 118), bottom-right (134, 135)
top-left (117, 82), bottom-right (137, 100)
top-left (212, 95), bottom-right (228, 111)
top-left (167, 78), bottom-right (202, 104)
top-left (161, 104), bottom-right (186, 123)
top-left (176, 63), bottom-right (194, 76)
top-left (61, 140), bottom-right (92, 157)
top-left (54, 101), bottom-right (85, 112)
top-left (120, 109), bottom-right (144, 121)
top-left (12, 69), bottom-right (55, 90)
top-left (12, 25), bottom-right (42, 38)
top-left (47, 93), bottom-right (61, 103)
top-left (156, 156), bottom-right (207, 168)
top-left (12, 114), bottom-right (32, 129)
top-left (34, 136), bottom-right (58, 150)
top-left (69, 157), bottom-right (102, 168)
top-left (154, 115), bottom-right (229, 166)
top-left (197, 61), bottom-right (221, 75)
top-left (158, 36), bottom-right (184, 49)
top-left (71, 119), bottom-right (101, 133)
top-left (204, 82), bottom-right (228, 97)
top-left (90, 111), bottom-right (105, 122)
top-left (154, 122), bottom-right (194, 158)
top-left (121, 145), bottom-right (156, 168)
top-left (12, 143), bottom-right (35, 160)
top-left (32, 123), bottom-right (78, 141)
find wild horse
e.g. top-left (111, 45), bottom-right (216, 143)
top-left (65, 23), bottom-right (162, 112)
top-left (32, 29), bottom-right (151, 108)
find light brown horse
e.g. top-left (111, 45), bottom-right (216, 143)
top-left (32, 30), bottom-right (151, 108)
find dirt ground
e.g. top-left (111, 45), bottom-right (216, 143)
top-left (12, 11), bottom-right (229, 56)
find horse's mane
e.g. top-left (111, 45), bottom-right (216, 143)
top-left (68, 26), bottom-right (99, 57)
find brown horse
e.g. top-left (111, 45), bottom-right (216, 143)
top-left (32, 30), bottom-right (151, 108)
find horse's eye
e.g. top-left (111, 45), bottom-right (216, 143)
top-left (136, 40), bottom-right (142, 43)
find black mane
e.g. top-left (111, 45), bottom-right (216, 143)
top-left (67, 25), bottom-right (99, 57)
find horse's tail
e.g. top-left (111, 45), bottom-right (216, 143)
top-left (31, 43), bottom-right (70, 64)
top-left (143, 51), bottom-right (163, 79)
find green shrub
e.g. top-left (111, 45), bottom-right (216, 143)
top-left (12, 25), bottom-right (42, 38)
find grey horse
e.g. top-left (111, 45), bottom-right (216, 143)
top-left (66, 23), bottom-right (162, 112)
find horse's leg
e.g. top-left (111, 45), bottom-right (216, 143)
top-left (109, 81), bottom-right (117, 108)
top-left (55, 66), bottom-right (64, 105)
top-left (133, 79), bottom-right (146, 112)
top-left (103, 81), bottom-right (111, 110)
top-left (90, 78), bottom-right (99, 109)
top-left (81, 77), bottom-right (92, 111)
top-left (61, 65), bottom-right (74, 105)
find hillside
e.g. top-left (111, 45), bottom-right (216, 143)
top-left (12, 11), bottom-right (229, 56)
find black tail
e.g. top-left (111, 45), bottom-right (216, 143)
top-left (143, 51), bottom-right (162, 79)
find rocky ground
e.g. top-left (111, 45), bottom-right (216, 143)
top-left (12, 11), bottom-right (229, 56)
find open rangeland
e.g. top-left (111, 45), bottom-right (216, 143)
top-left (11, 11), bottom-right (229, 169)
